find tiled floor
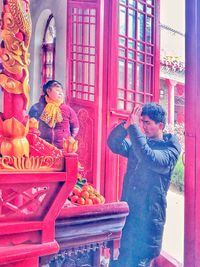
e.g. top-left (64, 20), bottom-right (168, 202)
top-left (162, 188), bottom-right (184, 264)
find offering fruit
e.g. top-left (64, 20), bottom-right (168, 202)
top-left (69, 183), bottom-right (105, 206)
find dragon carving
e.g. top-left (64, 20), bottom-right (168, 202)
top-left (0, 0), bottom-right (32, 109)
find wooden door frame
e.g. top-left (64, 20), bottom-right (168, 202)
top-left (66, 0), bottom-right (105, 192)
top-left (103, 0), bottom-right (161, 202)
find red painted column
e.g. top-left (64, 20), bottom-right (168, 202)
top-left (185, 1), bottom-right (200, 266)
top-left (166, 79), bottom-right (177, 126)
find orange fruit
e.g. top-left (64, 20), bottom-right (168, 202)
top-left (77, 197), bottom-right (85, 205)
top-left (70, 195), bottom-right (79, 203)
top-left (89, 193), bottom-right (96, 199)
top-left (85, 198), bottom-right (93, 205)
top-left (72, 187), bottom-right (82, 196)
top-left (99, 195), bottom-right (105, 203)
top-left (81, 190), bottom-right (90, 199)
top-left (82, 184), bottom-right (94, 193)
top-left (92, 197), bottom-right (101, 204)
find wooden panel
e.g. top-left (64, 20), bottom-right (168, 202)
top-left (41, 201), bottom-right (129, 266)
top-left (67, 0), bottom-right (104, 191)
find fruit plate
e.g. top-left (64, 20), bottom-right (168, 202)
top-left (68, 182), bottom-right (105, 206)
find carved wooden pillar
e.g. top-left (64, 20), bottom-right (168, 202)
top-left (0, 0), bottom-right (32, 157)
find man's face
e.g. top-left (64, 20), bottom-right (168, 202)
top-left (141, 115), bottom-right (163, 139)
top-left (47, 85), bottom-right (64, 101)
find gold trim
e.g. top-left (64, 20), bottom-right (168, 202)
top-left (0, 156), bottom-right (60, 171)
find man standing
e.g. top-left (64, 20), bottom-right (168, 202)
top-left (107, 103), bottom-right (181, 267)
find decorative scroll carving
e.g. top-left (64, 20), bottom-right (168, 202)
top-left (76, 108), bottom-right (93, 178)
top-left (47, 243), bottom-right (106, 267)
top-left (0, 155), bottom-right (59, 171)
top-left (7, 0), bottom-right (32, 46)
top-left (0, 0), bottom-right (32, 157)
top-left (0, 185), bottom-right (50, 218)
top-left (0, 0), bottom-right (32, 108)
top-left (27, 131), bottom-right (65, 170)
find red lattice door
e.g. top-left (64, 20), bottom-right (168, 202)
top-left (104, 0), bottom-right (160, 201)
top-left (67, 0), bottom-right (103, 189)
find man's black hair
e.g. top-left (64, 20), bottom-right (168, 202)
top-left (141, 102), bottom-right (166, 126)
top-left (43, 80), bottom-right (63, 95)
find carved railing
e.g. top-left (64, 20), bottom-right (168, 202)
top-left (0, 154), bottom-right (78, 267)
top-left (41, 201), bottom-right (129, 267)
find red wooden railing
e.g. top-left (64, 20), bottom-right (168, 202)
top-left (0, 154), bottom-right (78, 267)
top-left (41, 201), bottom-right (129, 267)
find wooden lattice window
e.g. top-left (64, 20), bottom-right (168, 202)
top-left (42, 15), bottom-right (56, 85)
top-left (117, 0), bottom-right (155, 111)
top-left (69, 6), bottom-right (96, 102)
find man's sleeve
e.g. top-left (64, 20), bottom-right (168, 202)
top-left (107, 123), bottom-right (131, 158)
top-left (127, 124), bottom-right (181, 174)
top-left (69, 107), bottom-right (79, 137)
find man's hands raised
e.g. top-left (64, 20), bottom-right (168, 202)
top-left (124, 106), bottom-right (142, 129)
